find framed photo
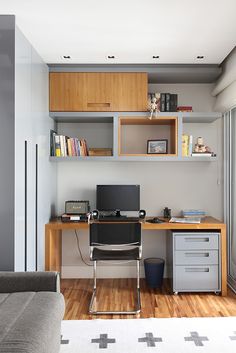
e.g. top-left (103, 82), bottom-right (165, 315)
top-left (147, 139), bottom-right (168, 154)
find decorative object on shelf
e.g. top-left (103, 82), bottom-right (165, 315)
top-left (147, 139), bottom-right (168, 154)
top-left (194, 136), bottom-right (212, 154)
top-left (147, 93), bottom-right (160, 119)
top-left (88, 148), bottom-right (112, 156)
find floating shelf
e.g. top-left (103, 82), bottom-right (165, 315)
top-left (182, 112), bottom-right (222, 123)
top-left (50, 111), bottom-right (222, 162)
top-left (50, 156), bottom-right (217, 162)
top-left (50, 111), bottom-right (222, 123)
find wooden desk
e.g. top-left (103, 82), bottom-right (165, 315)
top-left (45, 216), bottom-right (227, 296)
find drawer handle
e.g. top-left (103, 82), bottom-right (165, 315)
top-left (185, 268), bottom-right (210, 273)
top-left (184, 237), bottom-right (210, 243)
top-left (87, 102), bottom-right (111, 107)
top-left (185, 252), bottom-right (210, 258)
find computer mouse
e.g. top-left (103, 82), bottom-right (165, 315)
top-left (152, 217), bottom-right (163, 223)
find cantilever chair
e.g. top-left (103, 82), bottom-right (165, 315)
top-left (89, 222), bottom-right (142, 315)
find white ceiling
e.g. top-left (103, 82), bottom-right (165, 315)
top-left (0, 0), bottom-right (236, 64)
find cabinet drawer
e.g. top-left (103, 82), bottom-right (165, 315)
top-left (174, 265), bottom-right (220, 291)
top-left (175, 250), bottom-right (219, 265)
top-left (174, 233), bottom-right (219, 250)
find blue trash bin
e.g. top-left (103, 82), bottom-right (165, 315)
top-left (144, 258), bottom-right (165, 288)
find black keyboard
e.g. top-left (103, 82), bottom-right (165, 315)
top-left (99, 217), bottom-right (140, 222)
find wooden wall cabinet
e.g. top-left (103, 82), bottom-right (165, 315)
top-left (49, 72), bottom-right (147, 112)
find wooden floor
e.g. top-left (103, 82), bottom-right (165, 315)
top-left (61, 279), bottom-right (236, 320)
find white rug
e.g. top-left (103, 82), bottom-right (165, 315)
top-left (60, 317), bottom-right (236, 352)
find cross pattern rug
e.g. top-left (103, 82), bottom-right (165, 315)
top-left (60, 317), bottom-right (236, 352)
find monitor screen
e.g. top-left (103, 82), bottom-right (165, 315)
top-left (96, 185), bottom-right (140, 211)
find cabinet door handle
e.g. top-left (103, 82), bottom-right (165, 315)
top-left (184, 237), bottom-right (210, 243)
top-left (185, 267), bottom-right (210, 273)
top-left (185, 252), bottom-right (210, 257)
top-left (87, 102), bottom-right (111, 108)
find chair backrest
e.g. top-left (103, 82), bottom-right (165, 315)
top-left (90, 222), bottom-right (141, 246)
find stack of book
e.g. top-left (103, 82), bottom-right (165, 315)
top-left (160, 93), bottom-right (178, 112)
top-left (50, 132), bottom-right (89, 157)
top-left (182, 134), bottom-right (193, 157)
top-left (182, 209), bottom-right (206, 218)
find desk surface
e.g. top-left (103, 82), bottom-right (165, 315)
top-left (46, 216), bottom-right (225, 230)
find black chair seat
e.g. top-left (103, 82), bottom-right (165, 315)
top-left (92, 247), bottom-right (140, 261)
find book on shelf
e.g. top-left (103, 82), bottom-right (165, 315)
top-left (50, 133), bottom-right (89, 157)
top-left (160, 93), bottom-right (166, 112)
top-left (177, 106), bottom-right (193, 112)
top-left (182, 134), bottom-right (195, 157)
top-left (191, 152), bottom-right (214, 157)
top-left (160, 93), bottom-right (178, 112)
top-left (54, 135), bottom-right (61, 157)
top-left (169, 217), bottom-right (201, 224)
top-left (182, 134), bottom-right (190, 157)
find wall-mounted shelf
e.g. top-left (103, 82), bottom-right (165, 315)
top-left (50, 111), bottom-right (222, 162)
top-left (49, 156), bottom-right (217, 162)
top-left (182, 112), bottom-right (222, 123)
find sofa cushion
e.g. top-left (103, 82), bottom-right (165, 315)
top-left (0, 292), bottom-right (64, 353)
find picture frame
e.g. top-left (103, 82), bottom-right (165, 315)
top-left (147, 139), bottom-right (168, 154)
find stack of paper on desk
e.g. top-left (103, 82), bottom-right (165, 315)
top-left (169, 217), bottom-right (201, 224)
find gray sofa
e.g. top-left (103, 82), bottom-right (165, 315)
top-left (0, 272), bottom-right (65, 353)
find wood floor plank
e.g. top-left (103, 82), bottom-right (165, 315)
top-left (61, 279), bottom-right (236, 320)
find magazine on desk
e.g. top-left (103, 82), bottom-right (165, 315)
top-left (169, 217), bottom-right (201, 224)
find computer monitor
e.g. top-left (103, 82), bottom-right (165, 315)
top-left (96, 185), bottom-right (140, 215)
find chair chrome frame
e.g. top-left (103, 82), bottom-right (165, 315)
top-left (89, 223), bottom-right (142, 315)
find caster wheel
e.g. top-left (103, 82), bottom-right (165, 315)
top-left (215, 291), bottom-right (220, 296)
top-left (174, 291), bottom-right (178, 295)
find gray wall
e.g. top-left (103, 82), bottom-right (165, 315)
top-left (0, 16), bottom-right (15, 270)
top-left (55, 83), bottom-right (223, 278)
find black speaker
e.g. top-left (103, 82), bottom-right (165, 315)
top-left (92, 210), bottom-right (99, 220)
top-left (139, 209), bottom-right (146, 219)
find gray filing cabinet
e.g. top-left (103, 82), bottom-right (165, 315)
top-left (171, 232), bottom-right (221, 294)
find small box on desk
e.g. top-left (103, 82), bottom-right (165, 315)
top-left (61, 214), bottom-right (88, 222)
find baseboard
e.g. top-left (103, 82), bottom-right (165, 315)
top-left (61, 265), bottom-right (169, 279)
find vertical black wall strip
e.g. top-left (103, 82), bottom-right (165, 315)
top-left (24, 141), bottom-right (27, 271)
top-left (35, 144), bottom-right (38, 270)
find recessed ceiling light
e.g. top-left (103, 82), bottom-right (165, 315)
top-left (152, 55), bottom-right (160, 59)
top-left (107, 55), bottom-right (115, 59)
top-left (197, 55), bottom-right (204, 59)
top-left (62, 55), bottom-right (71, 59)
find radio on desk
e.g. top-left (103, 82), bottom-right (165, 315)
top-left (61, 200), bottom-right (90, 222)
